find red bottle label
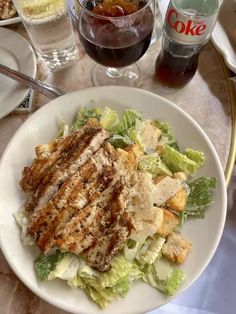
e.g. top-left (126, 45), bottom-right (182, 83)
top-left (165, 2), bottom-right (219, 45)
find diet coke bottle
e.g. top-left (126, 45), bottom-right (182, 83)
top-left (155, 0), bottom-right (222, 88)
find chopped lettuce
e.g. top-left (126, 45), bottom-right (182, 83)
top-left (56, 115), bottom-right (70, 137)
top-left (14, 208), bottom-right (34, 246)
top-left (68, 273), bottom-right (86, 289)
top-left (68, 255), bottom-right (142, 308)
top-left (154, 120), bottom-right (179, 151)
top-left (107, 277), bottom-right (131, 297)
top-left (48, 253), bottom-right (80, 280)
top-left (184, 148), bottom-right (205, 166)
top-left (161, 145), bottom-right (204, 175)
top-left (182, 176), bottom-right (216, 222)
top-left (70, 107), bottom-right (102, 132)
top-left (124, 239), bottom-right (143, 261)
top-left (35, 251), bottom-right (66, 281)
top-left (137, 236), bottom-right (165, 266)
top-left (78, 259), bottom-right (99, 279)
top-left (165, 269), bottom-right (185, 295)
top-left (109, 134), bottom-right (134, 148)
top-left (100, 256), bottom-right (134, 288)
top-left (126, 127), bottom-right (144, 150)
top-left (138, 154), bottom-right (172, 177)
top-left (143, 258), bottom-right (185, 295)
top-left (100, 107), bottom-right (119, 131)
top-left (85, 285), bottom-right (115, 309)
top-left (115, 109), bottom-right (142, 135)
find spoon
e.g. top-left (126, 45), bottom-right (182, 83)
top-left (0, 64), bottom-right (66, 99)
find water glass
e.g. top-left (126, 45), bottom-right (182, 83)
top-left (13, 0), bottom-right (78, 71)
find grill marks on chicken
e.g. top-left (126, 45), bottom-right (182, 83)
top-left (29, 146), bottom-right (117, 253)
top-left (22, 124), bottom-right (135, 271)
top-left (21, 124), bottom-right (109, 213)
top-left (55, 180), bottom-right (133, 271)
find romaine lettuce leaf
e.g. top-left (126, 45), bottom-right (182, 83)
top-left (48, 253), bottom-right (80, 280)
top-left (107, 262), bottom-right (142, 297)
top-left (183, 176), bottom-right (217, 220)
top-left (184, 148), bottom-right (205, 166)
top-left (124, 239), bottom-right (142, 261)
top-left (115, 109), bottom-right (142, 135)
top-left (34, 251), bottom-right (66, 281)
top-left (165, 269), bottom-right (185, 295)
top-left (161, 145), bottom-right (204, 175)
top-left (100, 107), bottom-right (119, 131)
top-left (68, 273), bottom-right (86, 289)
top-left (109, 134), bottom-right (133, 148)
top-left (14, 208), bottom-right (34, 246)
top-left (99, 256), bottom-right (132, 288)
top-left (154, 120), bottom-right (179, 151)
top-left (137, 235), bottom-right (165, 265)
top-left (78, 259), bottom-right (99, 279)
top-left (85, 285), bottom-right (115, 309)
top-left (138, 154), bottom-right (172, 177)
top-left (126, 127), bottom-right (144, 150)
top-left (69, 255), bottom-right (142, 308)
top-left (108, 277), bottom-right (131, 297)
top-left (143, 258), bottom-right (185, 295)
top-left (70, 107), bottom-right (102, 132)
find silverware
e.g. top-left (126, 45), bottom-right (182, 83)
top-left (0, 64), bottom-right (66, 99)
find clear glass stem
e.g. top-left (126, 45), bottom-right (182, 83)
top-left (106, 67), bottom-right (123, 78)
top-left (91, 64), bottom-right (140, 86)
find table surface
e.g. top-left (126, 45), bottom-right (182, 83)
top-left (0, 21), bottom-right (235, 314)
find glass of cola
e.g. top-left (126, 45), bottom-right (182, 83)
top-left (75, 0), bottom-right (155, 86)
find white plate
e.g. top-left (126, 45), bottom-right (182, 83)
top-left (0, 16), bottom-right (21, 26)
top-left (211, 0), bottom-right (236, 73)
top-left (0, 27), bottom-right (36, 119)
top-left (0, 86), bottom-right (227, 314)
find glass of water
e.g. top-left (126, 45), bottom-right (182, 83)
top-left (13, 0), bottom-right (78, 71)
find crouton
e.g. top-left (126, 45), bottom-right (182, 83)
top-left (124, 144), bottom-right (144, 161)
top-left (162, 233), bottom-right (192, 264)
top-left (116, 148), bottom-right (137, 171)
top-left (157, 208), bottom-right (179, 237)
top-left (166, 188), bottom-right (187, 212)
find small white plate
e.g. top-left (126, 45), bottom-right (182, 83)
top-left (0, 86), bottom-right (227, 314)
top-left (0, 16), bottom-right (21, 26)
top-left (0, 27), bottom-right (37, 119)
top-left (211, 0), bottom-right (236, 73)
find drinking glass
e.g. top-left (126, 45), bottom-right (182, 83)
top-left (13, 0), bottom-right (78, 71)
top-left (151, 0), bottom-right (163, 44)
top-left (75, 0), bottom-right (155, 86)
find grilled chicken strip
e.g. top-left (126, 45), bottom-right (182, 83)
top-left (83, 211), bottom-right (133, 272)
top-left (54, 180), bottom-right (134, 271)
top-left (21, 121), bottom-right (139, 272)
top-left (27, 143), bottom-right (117, 253)
top-left (21, 123), bottom-right (109, 213)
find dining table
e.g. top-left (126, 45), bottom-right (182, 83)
top-left (0, 8), bottom-right (236, 314)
